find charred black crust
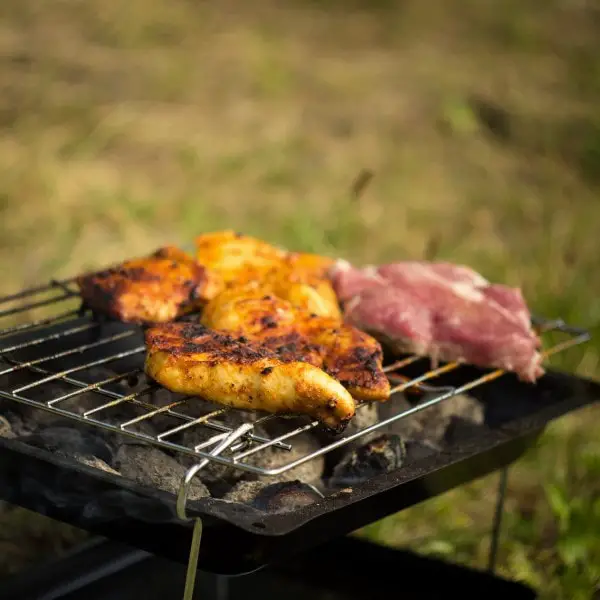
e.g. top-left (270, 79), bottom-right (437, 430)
top-left (320, 414), bottom-right (352, 435)
top-left (145, 323), bottom-right (277, 363)
top-left (276, 342), bottom-right (298, 355)
top-left (177, 323), bottom-right (209, 340)
top-left (210, 312), bottom-right (389, 394)
top-left (151, 247), bottom-right (170, 259)
top-left (364, 356), bottom-right (380, 373)
top-left (76, 277), bottom-right (120, 317)
top-left (260, 315), bottom-right (278, 329)
top-left (321, 338), bottom-right (388, 397)
top-left (266, 334), bottom-right (323, 365)
top-left (76, 247), bottom-right (208, 323)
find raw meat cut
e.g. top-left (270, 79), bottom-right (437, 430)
top-left (328, 259), bottom-right (544, 382)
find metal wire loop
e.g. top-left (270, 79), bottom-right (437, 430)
top-left (176, 423), bottom-right (256, 521)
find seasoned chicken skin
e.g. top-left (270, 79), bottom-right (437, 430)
top-left (194, 230), bottom-right (340, 318)
top-left (144, 322), bottom-right (356, 430)
top-left (76, 246), bottom-right (207, 324)
top-left (194, 230), bottom-right (286, 300)
top-left (201, 287), bottom-right (390, 402)
top-left (234, 253), bottom-right (341, 319)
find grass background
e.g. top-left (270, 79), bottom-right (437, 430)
top-left (0, 0), bottom-right (599, 597)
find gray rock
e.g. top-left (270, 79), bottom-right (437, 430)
top-left (0, 415), bottom-right (15, 438)
top-left (0, 409), bottom-right (28, 437)
top-left (378, 391), bottom-right (483, 445)
top-left (251, 481), bottom-right (323, 513)
top-left (116, 445), bottom-right (210, 501)
top-left (245, 428), bottom-right (324, 485)
top-left (0, 368), bottom-right (159, 439)
top-left (221, 479), bottom-right (324, 512)
top-left (16, 426), bottom-right (114, 465)
top-left (443, 415), bottom-right (488, 445)
top-left (222, 481), bottom-right (266, 504)
top-left (329, 434), bottom-right (406, 489)
top-left (311, 402), bottom-right (381, 471)
top-left (76, 455), bottom-right (121, 476)
top-left (349, 402), bottom-right (380, 431)
top-left (26, 380), bottom-right (104, 417)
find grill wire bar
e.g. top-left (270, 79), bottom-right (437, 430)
top-left (0, 279), bottom-right (592, 476)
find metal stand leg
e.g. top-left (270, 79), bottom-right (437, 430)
top-left (216, 575), bottom-right (229, 600)
top-left (488, 466), bottom-right (509, 573)
top-left (177, 423), bottom-right (255, 600)
top-left (183, 518), bottom-right (203, 600)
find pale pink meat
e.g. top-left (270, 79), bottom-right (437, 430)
top-left (329, 260), bottom-right (384, 303)
top-left (328, 259), bottom-right (544, 382)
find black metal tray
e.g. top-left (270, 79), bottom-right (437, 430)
top-left (0, 535), bottom-right (538, 600)
top-left (0, 367), bottom-right (598, 574)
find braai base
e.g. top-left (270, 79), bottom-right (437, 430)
top-left (0, 281), bottom-right (595, 599)
top-left (0, 429), bottom-right (540, 574)
top-left (0, 535), bottom-right (537, 600)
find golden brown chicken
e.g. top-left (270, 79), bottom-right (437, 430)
top-left (144, 322), bottom-right (356, 430)
top-left (194, 230), bottom-right (286, 300)
top-left (234, 253), bottom-right (341, 319)
top-left (194, 230), bottom-right (341, 317)
top-left (76, 246), bottom-right (208, 325)
top-left (201, 287), bottom-right (390, 403)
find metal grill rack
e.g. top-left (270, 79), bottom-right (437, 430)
top-left (0, 279), bottom-right (592, 478)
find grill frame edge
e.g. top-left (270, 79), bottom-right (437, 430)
top-left (2, 365), bottom-right (598, 573)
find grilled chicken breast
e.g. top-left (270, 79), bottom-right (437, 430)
top-left (76, 246), bottom-right (207, 324)
top-left (194, 230), bottom-right (340, 318)
top-left (145, 322), bottom-right (356, 430)
top-left (235, 253), bottom-right (341, 319)
top-left (194, 230), bottom-right (286, 300)
top-left (201, 287), bottom-right (390, 402)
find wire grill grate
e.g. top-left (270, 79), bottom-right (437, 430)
top-left (0, 279), bottom-right (591, 476)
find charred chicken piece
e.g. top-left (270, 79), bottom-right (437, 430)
top-left (144, 322), bottom-right (356, 431)
top-left (201, 287), bottom-right (390, 402)
top-left (76, 246), bottom-right (208, 325)
top-left (194, 230), bottom-right (340, 318)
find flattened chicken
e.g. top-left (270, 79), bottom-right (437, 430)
top-left (201, 287), bottom-right (390, 402)
top-left (235, 253), bottom-right (341, 319)
top-left (194, 230), bottom-right (286, 300)
top-left (194, 230), bottom-right (340, 318)
top-left (76, 246), bottom-right (207, 324)
top-left (144, 322), bottom-right (356, 430)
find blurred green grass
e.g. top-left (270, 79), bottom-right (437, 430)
top-left (0, 0), bottom-right (599, 596)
